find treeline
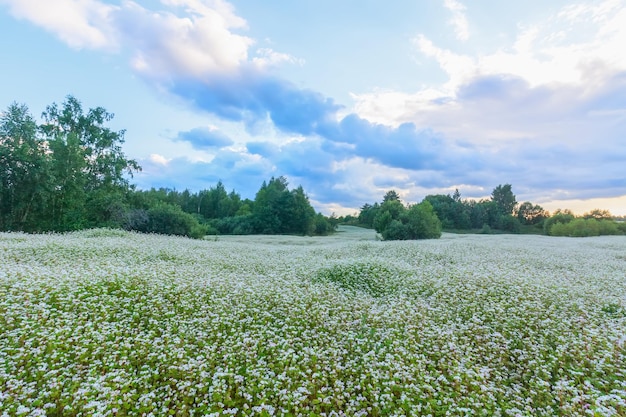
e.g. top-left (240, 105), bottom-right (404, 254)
top-left (0, 97), bottom-right (335, 238)
top-left (347, 190), bottom-right (442, 240)
top-left (342, 185), bottom-right (626, 239)
top-left (129, 177), bottom-right (337, 238)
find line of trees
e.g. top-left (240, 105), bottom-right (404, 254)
top-left (0, 97), bottom-right (336, 238)
top-left (3, 96), bottom-right (622, 240)
top-left (347, 185), bottom-right (625, 238)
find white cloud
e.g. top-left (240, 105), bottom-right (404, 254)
top-left (443, 0), bottom-right (469, 41)
top-left (346, 0), bottom-right (626, 212)
top-left (0, 0), bottom-right (262, 80)
top-left (118, 1), bottom-right (253, 80)
top-left (149, 153), bottom-right (170, 166)
top-left (252, 48), bottom-right (304, 70)
top-left (356, 0), bottom-right (626, 129)
top-left (0, 0), bottom-right (118, 50)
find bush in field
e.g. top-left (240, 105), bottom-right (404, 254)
top-left (374, 199), bottom-right (442, 240)
top-left (211, 214), bottom-right (255, 235)
top-left (598, 219), bottom-right (620, 235)
top-left (313, 213), bottom-right (336, 235)
top-left (144, 203), bottom-right (207, 239)
top-left (497, 214), bottom-right (521, 233)
top-left (544, 210), bottom-right (575, 235)
top-left (550, 218), bottom-right (623, 237)
top-left (381, 219), bottom-right (409, 240)
top-left (402, 201), bottom-right (442, 239)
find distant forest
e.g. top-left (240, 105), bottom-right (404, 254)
top-left (1, 96), bottom-right (624, 240)
top-left (341, 185), bottom-right (626, 239)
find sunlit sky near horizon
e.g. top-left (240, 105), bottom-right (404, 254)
top-left (1, 0), bottom-right (625, 215)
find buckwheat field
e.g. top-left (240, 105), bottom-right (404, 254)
top-left (1, 227), bottom-right (625, 416)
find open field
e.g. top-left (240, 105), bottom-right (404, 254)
top-left (1, 226), bottom-right (625, 416)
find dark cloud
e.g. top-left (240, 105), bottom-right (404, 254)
top-left (171, 72), bottom-right (341, 136)
top-left (176, 127), bottom-right (234, 149)
top-left (161, 49), bottom-right (626, 212)
top-left (169, 70), bottom-right (453, 173)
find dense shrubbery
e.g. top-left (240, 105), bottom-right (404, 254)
top-left (542, 209), bottom-right (624, 237)
top-left (371, 193), bottom-right (442, 240)
top-left (142, 203), bottom-right (207, 239)
top-left (548, 218), bottom-right (622, 237)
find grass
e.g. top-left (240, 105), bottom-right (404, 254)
top-left (1, 226), bottom-right (625, 416)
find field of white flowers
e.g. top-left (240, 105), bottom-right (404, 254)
top-left (1, 226), bottom-right (625, 416)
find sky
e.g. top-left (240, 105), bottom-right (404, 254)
top-left (1, 0), bottom-right (625, 216)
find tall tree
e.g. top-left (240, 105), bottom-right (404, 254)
top-left (0, 103), bottom-right (49, 231)
top-left (516, 201), bottom-right (547, 225)
top-left (40, 96), bottom-right (140, 230)
top-left (383, 190), bottom-right (401, 203)
top-left (491, 184), bottom-right (517, 216)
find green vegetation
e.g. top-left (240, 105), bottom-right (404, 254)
top-left (544, 209), bottom-right (626, 237)
top-left (0, 97), bottom-right (335, 238)
top-left (371, 192), bottom-right (442, 240)
top-left (351, 185), bottom-right (624, 238)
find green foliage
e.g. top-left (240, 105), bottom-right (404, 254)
top-left (517, 201), bottom-right (548, 225)
top-left (0, 97), bottom-right (140, 233)
top-left (313, 213), bottom-right (337, 236)
top-left (372, 194), bottom-right (441, 240)
top-left (211, 214), bottom-right (255, 235)
top-left (252, 177), bottom-right (316, 235)
top-left (141, 203), bottom-right (207, 239)
top-left (0, 103), bottom-right (50, 232)
top-left (543, 210), bottom-right (576, 235)
top-left (425, 192), bottom-right (471, 229)
top-left (40, 96), bottom-right (140, 231)
top-left (358, 203), bottom-right (380, 228)
top-left (548, 218), bottom-right (622, 237)
top-left (401, 200), bottom-right (442, 239)
top-left (381, 219), bottom-right (409, 240)
top-left (583, 209), bottom-right (613, 221)
top-left (491, 184), bottom-right (517, 215)
top-left (497, 214), bottom-right (521, 233)
top-left (373, 206), bottom-right (396, 234)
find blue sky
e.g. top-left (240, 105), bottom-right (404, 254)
top-left (1, 0), bottom-right (625, 215)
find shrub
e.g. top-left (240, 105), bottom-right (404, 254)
top-left (598, 219), bottom-right (620, 235)
top-left (212, 215), bottom-right (255, 235)
top-left (549, 218), bottom-right (622, 237)
top-left (544, 211), bottom-right (575, 235)
top-left (314, 213), bottom-right (336, 236)
top-left (402, 201), bottom-right (442, 239)
top-left (144, 203), bottom-right (207, 239)
top-left (497, 214), bottom-right (521, 233)
top-left (381, 220), bottom-right (409, 240)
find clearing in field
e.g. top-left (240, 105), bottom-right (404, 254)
top-left (1, 226), bottom-right (625, 416)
